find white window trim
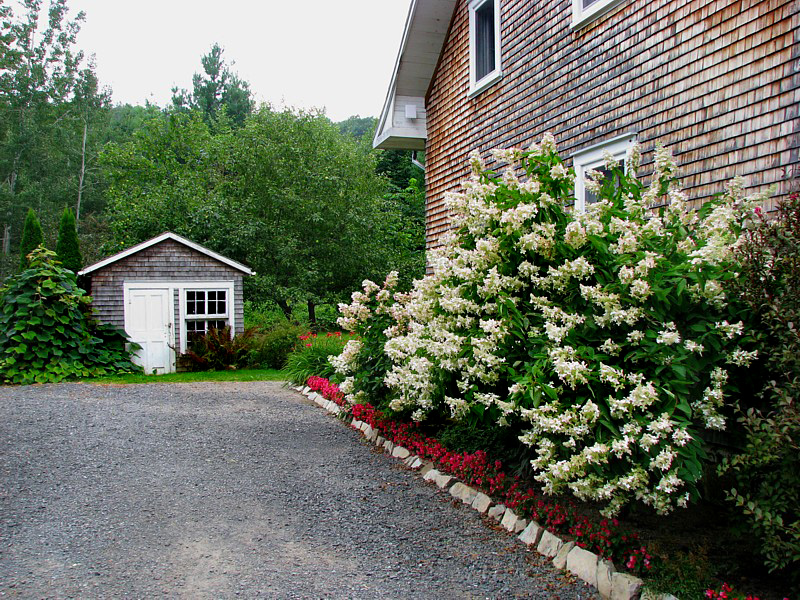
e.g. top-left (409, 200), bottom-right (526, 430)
top-left (468, 0), bottom-right (502, 97)
top-left (572, 132), bottom-right (637, 213)
top-left (173, 280), bottom-right (235, 353)
top-left (571, 0), bottom-right (626, 29)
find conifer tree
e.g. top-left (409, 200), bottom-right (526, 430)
top-left (56, 206), bottom-right (82, 273)
top-left (18, 208), bottom-right (43, 271)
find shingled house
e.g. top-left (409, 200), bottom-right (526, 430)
top-left (79, 232), bottom-right (253, 374)
top-left (374, 0), bottom-right (798, 249)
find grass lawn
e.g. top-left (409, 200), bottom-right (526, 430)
top-left (86, 368), bottom-right (286, 385)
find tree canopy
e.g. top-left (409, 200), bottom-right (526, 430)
top-left (171, 43), bottom-right (254, 128)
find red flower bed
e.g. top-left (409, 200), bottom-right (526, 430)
top-left (307, 375), bottom-right (346, 406)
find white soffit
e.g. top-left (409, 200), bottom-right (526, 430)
top-left (373, 0), bottom-right (457, 150)
top-left (79, 232), bottom-right (255, 276)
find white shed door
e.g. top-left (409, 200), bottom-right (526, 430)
top-left (125, 287), bottom-right (173, 374)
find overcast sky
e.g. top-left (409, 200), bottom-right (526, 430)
top-left (64, 0), bottom-right (411, 122)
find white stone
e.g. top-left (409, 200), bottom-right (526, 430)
top-left (487, 504), bottom-right (506, 521)
top-left (641, 591), bottom-right (678, 600)
top-left (363, 425), bottom-right (373, 438)
top-left (449, 482), bottom-right (478, 505)
top-left (383, 440), bottom-right (394, 453)
top-left (407, 457), bottom-right (423, 469)
top-left (596, 559), bottom-right (615, 599)
top-left (351, 419), bottom-right (361, 428)
top-left (359, 422), bottom-right (370, 433)
top-left (537, 530), bottom-right (563, 558)
top-left (434, 473), bottom-right (454, 489)
top-left (518, 521), bottom-right (544, 547)
top-left (375, 436), bottom-right (385, 447)
top-left (501, 508), bottom-right (518, 531)
top-left (611, 572), bottom-right (643, 600)
top-left (553, 541), bottom-right (575, 570)
top-left (566, 546), bottom-right (598, 588)
top-left (302, 386), bottom-right (311, 394)
top-left (418, 461), bottom-right (435, 477)
top-left (392, 446), bottom-right (411, 460)
top-left (471, 492), bottom-right (493, 514)
top-left (423, 469), bottom-right (441, 483)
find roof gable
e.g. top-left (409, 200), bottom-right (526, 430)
top-left (78, 232), bottom-right (255, 276)
top-left (373, 0), bottom-right (457, 150)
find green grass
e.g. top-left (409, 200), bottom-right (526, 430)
top-left (85, 368), bottom-right (286, 385)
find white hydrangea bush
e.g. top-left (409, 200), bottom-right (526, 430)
top-left (334, 136), bottom-right (765, 515)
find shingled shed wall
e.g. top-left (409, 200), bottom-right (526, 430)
top-left (87, 238), bottom-right (246, 349)
top-left (424, 0), bottom-right (799, 249)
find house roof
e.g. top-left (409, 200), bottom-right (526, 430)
top-left (373, 0), bottom-right (457, 150)
top-left (78, 232), bottom-right (255, 276)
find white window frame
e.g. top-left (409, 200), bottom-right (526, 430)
top-left (572, 132), bottom-right (637, 213)
top-left (174, 280), bottom-right (235, 353)
top-left (468, 0), bottom-right (502, 97)
top-left (571, 0), bottom-right (626, 29)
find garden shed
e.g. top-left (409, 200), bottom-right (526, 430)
top-left (79, 232), bottom-right (254, 374)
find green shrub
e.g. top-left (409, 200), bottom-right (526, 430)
top-left (56, 206), bottom-right (82, 273)
top-left (248, 322), bottom-right (306, 369)
top-left (720, 193), bottom-right (800, 581)
top-left (0, 247), bottom-right (139, 383)
top-left (181, 326), bottom-right (256, 371)
top-left (283, 332), bottom-right (350, 385)
top-left (18, 208), bottom-right (44, 271)
top-left (243, 300), bottom-right (287, 330)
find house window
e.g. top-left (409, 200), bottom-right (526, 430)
top-left (468, 0), bottom-right (502, 96)
top-left (572, 133), bottom-right (637, 213)
top-left (571, 0), bottom-right (626, 29)
top-left (185, 289), bottom-right (229, 341)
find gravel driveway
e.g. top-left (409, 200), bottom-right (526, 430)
top-left (0, 382), bottom-right (596, 599)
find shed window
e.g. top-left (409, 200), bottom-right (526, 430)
top-left (572, 133), bottom-right (636, 213)
top-left (469, 0), bottom-right (502, 96)
top-left (185, 289), bottom-right (229, 340)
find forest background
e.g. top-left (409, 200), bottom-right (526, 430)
top-left (0, 0), bottom-right (425, 324)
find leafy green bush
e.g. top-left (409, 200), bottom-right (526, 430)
top-left (720, 193), bottom-right (800, 580)
top-left (283, 332), bottom-right (350, 385)
top-left (180, 326), bottom-right (256, 371)
top-left (248, 322), bottom-right (306, 369)
top-left (333, 138), bottom-right (766, 516)
top-left (0, 247), bottom-right (139, 383)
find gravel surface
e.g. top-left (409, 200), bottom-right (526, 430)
top-left (0, 382), bottom-right (597, 599)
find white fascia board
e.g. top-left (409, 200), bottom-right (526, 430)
top-left (374, 130), bottom-right (427, 151)
top-left (373, 0), bottom-right (456, 150)
top-left (79, 232), bottom-right (255, 276)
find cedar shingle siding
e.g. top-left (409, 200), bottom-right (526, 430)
top-left (87, 238), bottom-right (246, 350)
top-left (424, 0), bottom-right (799, 248)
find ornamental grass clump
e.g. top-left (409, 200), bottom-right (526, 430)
top-left (333, 135), bottom-right (767, 517)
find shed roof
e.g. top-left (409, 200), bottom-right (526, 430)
top-left (78, 232), bottom-right (255, 276)
top-left (373, 0), bottom-right (457, 150)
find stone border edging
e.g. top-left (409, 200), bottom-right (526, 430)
top-left (295, 385), bottom-right (675, 600)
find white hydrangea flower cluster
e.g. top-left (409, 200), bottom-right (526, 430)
top-left (330, 137), bottom-right (763, 516)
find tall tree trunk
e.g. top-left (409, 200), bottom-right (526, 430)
top-left (307, 300), bottom-right (317, 328)
top-left (3, 157), bottom-right (21, 255)
top-left (276, 298), bottom-right (292, 321)
top-left (75, 120), bottom-right (87, 229)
